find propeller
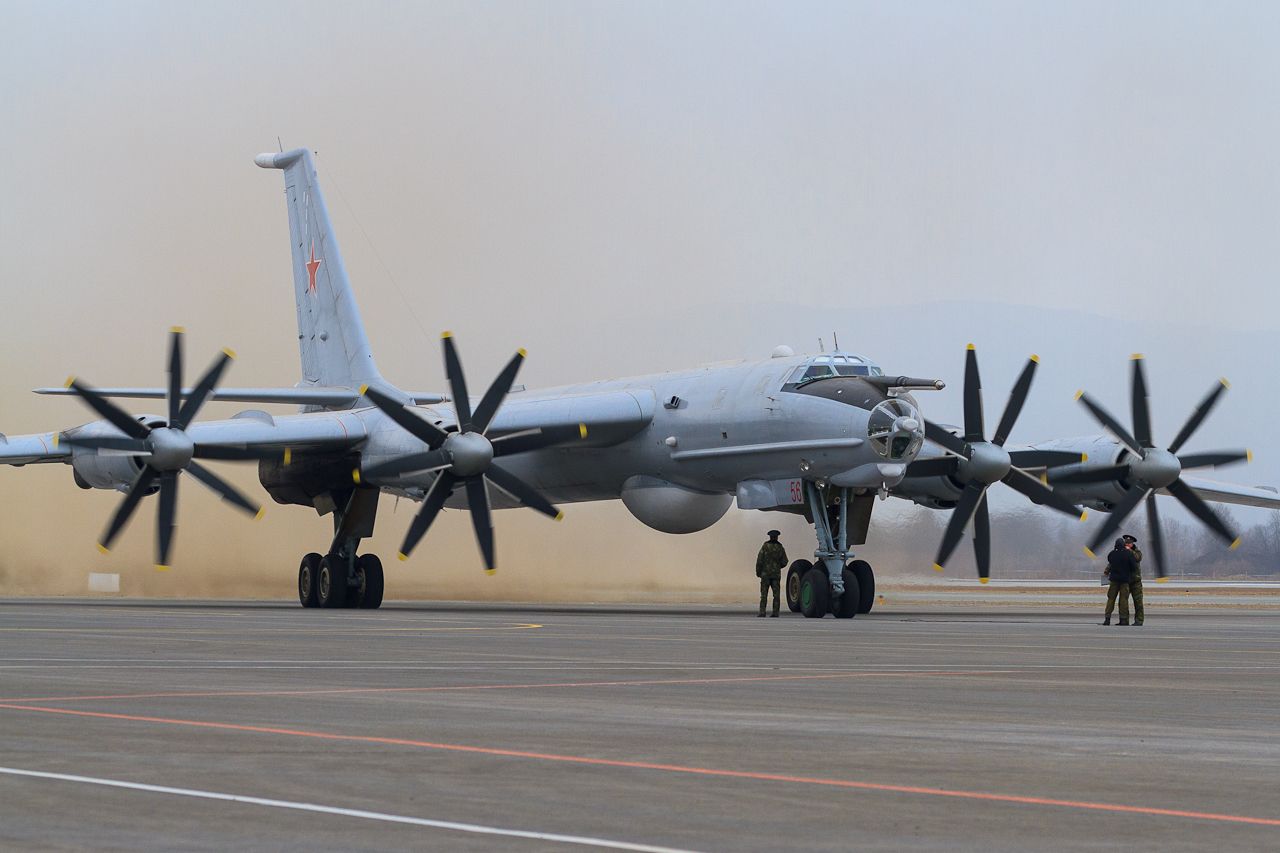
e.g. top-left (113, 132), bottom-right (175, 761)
top-left (907, 345), bottom-right (1084, 581)
top-left (359, 332), bottom-right (586, 572)
top-left (58, 328), bottom-right (281, 568)
top-left (1052, 355), bottom-right (1249, 578)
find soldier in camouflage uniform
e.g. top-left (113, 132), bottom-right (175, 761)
top-left (756, 530), bottom-right (788, 617)
top-left (1123, 534), bottom-right (1144, 626)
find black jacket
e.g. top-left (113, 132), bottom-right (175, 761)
top-left (1107, 547), bottom-right (1137, 585)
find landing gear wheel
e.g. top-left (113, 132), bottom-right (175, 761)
top-left (356, 554), bottom-right (384, 610)
top-left (298, 552), bottom-right (321, 609)
top-left (799, 568), bottom-right (830, 619)
top-left (834, 568), bottom-right (861, 619)
top-left (848, 559), bottom-right (875, 614)
top-left (786, 560), bottom-right (812, 613)
top-left (317, 554), bottom-right (348, 609)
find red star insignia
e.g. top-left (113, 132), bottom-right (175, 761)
top-left (305, 240), bottom-right (322, 295)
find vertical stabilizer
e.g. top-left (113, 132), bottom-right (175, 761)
top-left (255, 148), bottom-right (382, 398)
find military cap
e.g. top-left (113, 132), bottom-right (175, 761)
top-left (1122, 534), bottom-right (1137, 543)
top-left (767, 529), bottom-right (781, 537)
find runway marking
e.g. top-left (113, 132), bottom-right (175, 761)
top-left (1, 704), bottom-right (1278, 829)
top-left (0, 669), bottom-right (1007, 703)
top-left (0, 766), bottom-right (696, 853)
top-left (0, 623), bottom-right (543, 635)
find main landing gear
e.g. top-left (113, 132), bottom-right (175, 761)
top-left (297, 487), bottom-right (385, 609)
top-left (783, 481), bottom-right (877, 619)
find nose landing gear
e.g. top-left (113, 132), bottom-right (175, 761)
top-left (795, 480), bottom-right (877, 619)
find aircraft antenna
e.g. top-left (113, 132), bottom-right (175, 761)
top-left (277, 136), bottom-right (283, 152)
top-left (833, 331), bottom-right (839, 351)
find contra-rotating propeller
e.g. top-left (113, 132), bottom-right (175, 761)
top-left (59, 328), bottom-right (283, 568)
top-left (359, 332), bottom-right (586, 572)
top-left (906, 345), bottom-right (1085, 581)
top-left (1051, 355), bottom-right (1250, 578)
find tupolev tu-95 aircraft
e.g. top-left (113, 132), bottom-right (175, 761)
top-left (4, 147), bottom-right (1278, 617)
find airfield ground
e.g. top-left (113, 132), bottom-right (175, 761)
top-left (0, 591), bottom-right (1278, 851)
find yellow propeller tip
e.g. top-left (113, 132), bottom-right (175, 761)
top-left (170, 325), bottom-right (186, 334)
top-left (1157, 576), bottom-right (1169, 583)
top-left (1230, 537), bottom-right (1242, 551)
top-left (1073, 389), bottom-right (1084, 401)
top-left (1220, 377), bottom-right (1231, 389)
top-left (979, 577), bottom-right (989, 584)
top-left (484, 568), bottom-right (497, 576)
top-left (253, 507), bottom-right (265, 521)
top-left (1081, 453), bottom-right (1088, 462)
top-left (1080, 510), bottom-right (1089, 522)
top-left (1246, 449), bottom-right (1253, 463)
top-left (578, 423), bottom-right (588, 439)
top-left (555, 511), bottom-right (565, 521)
top-left (1029, 354), bottom-right (1040, 363)
top-left (1039, 473), bottom-right (1049, 485)
top-left (1083, 547), bottom-right (1095, 559)
top-left (397, 552), bottom-right (409, 562)
top-left (441, 330), bottom-right (453, 339)
top-left (52, 433), bottom-right (60, 449)
top-left (155, 564), bottom-right (170, 572)
top-left (932, 563), bottom-right (944, 573)
top-left (64, 375), bottom-right (76, 389)
top-left (517, 347), bottom-right (528, 358)
top-left (351, 469), bottom-right (361, 484)
top-left (965, 343), bottom-right (976, 351)
top-left (1130, 352), bottom-right (1144, 360)
top-left (222, 347), bottom-right (237, 359)
top-left (283, 448), bottom-right (292, 466)
top-left (96, 543), bottom-right (110, 555)
top-left (358, 384), bottom-right (369, 395)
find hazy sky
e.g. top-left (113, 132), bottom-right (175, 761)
top-left (3, 2), bottom-right (1278, 593)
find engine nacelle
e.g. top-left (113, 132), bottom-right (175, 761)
top-left (1034, 436), bottom-right (1132, 510)
top-left (620, 475), bottom-right (732, 534)
top-left (64, 417), bottom-right (162, 491)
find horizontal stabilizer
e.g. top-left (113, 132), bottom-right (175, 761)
top-left (1176, 476), bottom-right (1280, 510)
top-left (34, 387), bottom-right (445, 407)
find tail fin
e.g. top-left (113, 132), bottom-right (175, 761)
top-left (255, 148), bottom-right (383, 397)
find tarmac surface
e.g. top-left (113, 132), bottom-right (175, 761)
top-left (1, 596), bottom-right (1278, 851)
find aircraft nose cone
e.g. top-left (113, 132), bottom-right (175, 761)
top-left (447, 431), bottom-right (493, 477)
top-left (147, 427), bottom-right (194, 471)
top-left (963, 441), bottom-right (1011, 485)
top-left (1130, 447), bottom-right (1180, 488)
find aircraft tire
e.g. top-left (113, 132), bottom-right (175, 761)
top-left (833, 568), bottom-right (861, 619)
top-left (848, 560), bottom-right (875, 614)
top-left (799, 568), bottom-right (829, 619)
top-left (317, 554), bottom-right (348, 609)
top-left (785, 560), bottom-right (812, 613)
top-left (298, 553), bottom-right (322, 608)
top-left (358, 554), bottom-right (384, 610)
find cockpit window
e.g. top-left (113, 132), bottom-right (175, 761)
top-left (784, 354), bottom-right (884, 387)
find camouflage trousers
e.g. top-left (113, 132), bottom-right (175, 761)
top-left (1105, 581), bottom-right (1131, 621)
top-left (1130, 577), bottom-right (1144, 624)
top-left (759, 575), bottom-right (780, 615)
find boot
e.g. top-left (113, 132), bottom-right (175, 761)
top-left (770, 612), bottom-right (779, 617)
top-left (1119, 618), bottom-right (1129, 626)
top-left (1103, 616), bottom-right (1111, 626)
top-left (757, 612), bottom-right (765, 618)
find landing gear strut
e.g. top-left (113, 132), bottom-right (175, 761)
top-left (297, 487), bottom-right (384, 610)
top-left (801, 480), bottom-right (876, 619)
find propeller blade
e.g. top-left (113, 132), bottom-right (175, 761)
top-left (155, 470), bottom-right (179, 568)
top-left (1075, 391), bottom-right (1143, 456)
top-left (972, 493), bottom-right (991, 581)
top-left (399, 471), bottom-right (457, 558)
top-left (99, 466), bottom-right (159, 552)
top-left (934, 481), bottom-right (986, 571)
top-left (962, 344), bottom-right (984, 443)
top-left (193, 445), bottom-right (293, 463)
top-left (174, 350), bottom-right (232, 430)
top-left (991, 356), bottom-right (1038, 446)
top-left (1086, 487), bottom-right (1148, 555)
top-left (362, 386), bottom-right (450, 449)
top-left (491, 424), bottom-right (588, 457)
top-left (1131, 356), bottom-right (1153, 448)
top-left (1001, 467), bottom-right (1084, 518)
top-left (186, 460), bottom-right (261, 516)
top-left (1177, 450), bottom-right (1250, 470)
top-left (472, 349), bottom-right (526, 436)
top-left (68, 380), bottom-right (151, 440)
top-left (1049, 464), bottom-right (1131, 485)
top-left (1167, 478), bottom-right (1239, 547)
top-left (1007, 449), bottom-right (1086, 469)
top-left (442, 333), bottom-right (473, 433)
top-left (924, 420), bottom-right (968, 458)
top-left (904, 456), bottom-right (960, 478)
top-left (1145, 494), bottom-right (1167, 579)
top-left (465, 476), bottom-right (495, 571)
top-left (1168, 379), bottom-right (1230, 454)
top-left (485, 463), bottom-right (561, 520)
top-left (361, 448), bottom-right (453, 480)
top-left (167, 328), bottom-right (183, 426)
top-left (58, 436), bottom-right (151, 454)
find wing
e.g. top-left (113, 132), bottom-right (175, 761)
top-left (34, 386), bottom-right (446, 407)
top-left (182, 411), bottom-right (369, 453)
top-left (1173, 476), bottom-right (1280, 510)
top-left (0, 433), bottom-right (71, 466)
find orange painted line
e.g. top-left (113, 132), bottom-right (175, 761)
top-left (0, 702), bottom-right (1276, 828)
top-left (0, 669), bottom-right (1003, 704)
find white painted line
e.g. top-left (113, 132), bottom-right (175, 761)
top-left (0, 766), bottom-right (697, 852)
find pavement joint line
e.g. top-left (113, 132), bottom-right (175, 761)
top-left (1, 703), bottom-right (1277, 829)
top-left (0, 766), bottom-right (697, 853)
top-left (0, 624), bottom-right (544, 634)
top-left (0, 669), bottom-right (1011, 704)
